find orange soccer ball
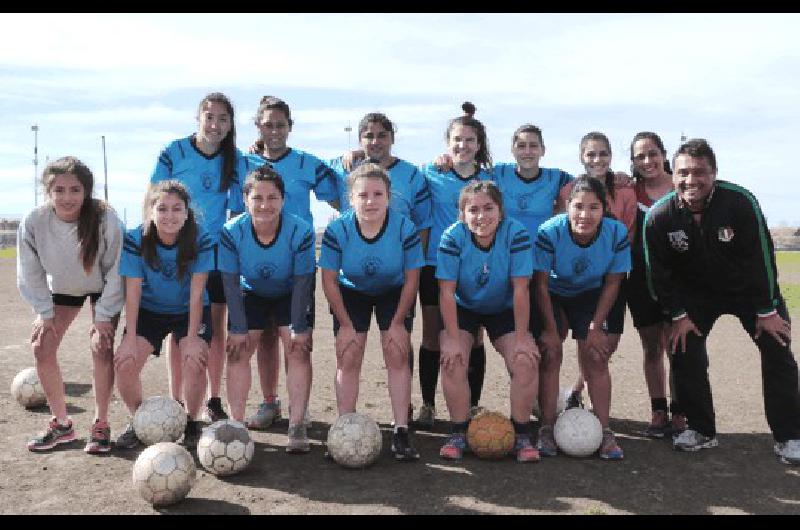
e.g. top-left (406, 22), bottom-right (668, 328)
top-left (466, 411), bottom-right (515, 459)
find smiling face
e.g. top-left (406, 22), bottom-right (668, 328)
top-left (448, 123), bottom-right (480, 166)
top-left (359, 121), bottom-right (394, 164)
top-left (672, 154), bottom-right (716, 209)
top-left (462, 191), bottom-right (500, 244)
top-left (246, 180), bottom-right (284, 227)
top-left (632, 138), bottom-right (667, 181)
top-left (47, 173), bottom-right (85, 222)
top-left (152, 192), bottom-right (188, 241)
top-left (196, 100), bottom-right (232, 149)
top-left (512, 131), bottom-right (545, 172)
top-left (257, 108), bottom-right (292, 154)
top-left (568, 190), bottom-right (604, 241)
top-left (350, 176), bottom-right (389, 225)
top-left (581, 138), bottom-right (612, 179)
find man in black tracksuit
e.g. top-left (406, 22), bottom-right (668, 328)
top-left (644, 138), bottom-right (800, 464)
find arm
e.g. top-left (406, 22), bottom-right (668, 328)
top-left (289, 273), bottom-right (314, 355)
top-left (585, 272), bottom-right (624, 359)
top-left (419, 228), bottom-right (430, 258)
top-left (384, 268), bottom-right (419, 359)
top-left (94, 211), bottom-right (125, 323)
top-left (16, 213), bottom-right (55, 320)
top-left (621, 188), bottom-right (638, 242)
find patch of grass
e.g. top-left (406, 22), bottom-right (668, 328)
top-left (781, 283), bottom-right (800, 317)
top-left (0, 247), bottom-right (15, 259)
top-left (777, 251), bottom-right (800, 274)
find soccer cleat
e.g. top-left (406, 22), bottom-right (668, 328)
top-left (536, 425), bottom-right (558, 457)
top-left (673, 429), bottom-right (718, 452)
top-left (469, 405), bottom-right (487, 419)
top-left (182, 420), bottom-right (203, 450)
top-left (599, 429), bottom-right (624, 460)
top-left (391, 427), bottom-right (420, 462)
top-left (415, 404), bottom-right (436, 430)
top-left (286, 424), bottom-right (311, 454)
top-left (642, 410), bottom-right (670, 439)
top-left (27, 417), bottom-right (76, 452)
top-left (84, 419), bottom-right (112, 454)
top-left (115, 421), bottom-right (142, 449)
top-left (774, 440), bottom-right (800, 465)
top-left (514, 434), bottom-right (540, 463)
top-left (565, 390), bottom-right (585, 410)
top-left (205, 397), bottom-right (228, 423)
top-left (439, 433), bottom-right (467, 460)
top-left (246, 399), bottom-right (282, 430)
top-left (670, 413), bottom-right (688, 437)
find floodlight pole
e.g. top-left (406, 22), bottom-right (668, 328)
top-left (344, 122), bottom-right (352, 150)
top-left (102, 136), bottom-right (109, 201)
top-left (31, 124), bottom-right (39, 206)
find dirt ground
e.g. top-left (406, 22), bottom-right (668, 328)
top-left (1, 255), bottom-right (799, 515)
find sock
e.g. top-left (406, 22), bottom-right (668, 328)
top-left (651, 398), bottom-right (668, 412)
top-left (512, 420), bottom-right (530, 435)
top-left (468, 344), bottom-right (486, 407)
top-left (394, 425), bottom-right (408, 433)
top-left (452, 421), bottom-right (470, 434)
top-left (57, 417), bottom-right (71, 428)
top-left (419, 346), bottom-right (441, 406)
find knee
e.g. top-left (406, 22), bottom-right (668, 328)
top-left (510, 357), bottom-right (536, 385)
top-left (32, 342), bottom-right (57, 364)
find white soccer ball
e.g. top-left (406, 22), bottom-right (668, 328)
top-left (531, 386), bottom-right (569, 419)
top-left (326, 412), bottom-right (382, 469)
top-left (554, 408), bottom-right (603, 457)
top-left (133, 396), bottom-right (187, 446)
top-left (11, 367), bottom-right (47, 409)
top-left (132, 442), bottom-right (196, 506)
top-left (197, 420), bottom-right (254, 476)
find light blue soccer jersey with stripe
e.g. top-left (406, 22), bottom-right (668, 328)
top-left (150, 135), bottom-right (255, 245)
top-left (218, 212), bottom-right (315, 299)
top-left (245, 148), bottom-right (338, 227)
top-left (330, 157), bottom-right (433, 232)
top-left (533, 214), bottom-right (631, 297)
top-left (423, 164), bottom-right (491, 266)
top-left (120, 225), bottom-right (215, 314)
top-left (436, 218), bottom-right (533, 314)
top-left (492, 163), bottom-right (573, 237)
top-left (319, 210), bottom-right (424, 296)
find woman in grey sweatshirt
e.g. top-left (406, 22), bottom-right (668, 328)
top-left (17, 156), bottom-right (124, 454)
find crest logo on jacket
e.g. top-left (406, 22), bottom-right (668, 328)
top-left (668, 230), bottom-right (689, 252)
top-left (718, 227), bottom-right (734, 242)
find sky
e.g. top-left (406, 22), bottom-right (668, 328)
top-left (2, 13), bottom-right (799, 227)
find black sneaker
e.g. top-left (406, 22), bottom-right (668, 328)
top-left (205, 397), bottom-right (228, 423)
top-left (391, 427), bottom-right (420, 462)
top-left (182, 420), bottom-right (203, 450)
top-left (565, 390), bottom-right (584, 410)
top-left (115, 421), bottom-right (142, 450)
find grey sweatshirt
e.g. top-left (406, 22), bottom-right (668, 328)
top-left (16, 204), bottom-right (125, 321)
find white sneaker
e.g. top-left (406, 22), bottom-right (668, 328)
top-left (774, 439), bottom-right (800, 465)
top-left (673, 429), bottom-right (719, 452)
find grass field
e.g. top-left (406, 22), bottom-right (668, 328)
top-left (0, 247), bottom-right (15, 259)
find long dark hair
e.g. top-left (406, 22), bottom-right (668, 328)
top-left (42, 156), bottom-right (107, 274)
top-left (579, 131), bottom-right (615, 199)
top-left (446, 101), bottom-right (492, 171)
top-left (629, 131), bottom-right (672, 181)
top-left (140, 180), bottom-right (198, 281)
top-left (569, 175), bottom-right (608, 215)
top-left (198, 92), bottom-right (237, 192)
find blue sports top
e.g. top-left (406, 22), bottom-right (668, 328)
top-left (218, 212), bottom-right (316, 299)
top-left (533, 214), bottom-right (631, 297)
top-left (120, 225), bottom-right (214, 314)
top-left (319, 210), bottom-right (424, 296)
top-left (436, 217), bottom-right (532, 314)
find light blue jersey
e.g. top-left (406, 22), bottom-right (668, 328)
top-left (330, 157), bottom-right (433, 232)
top-left (436, 218), bottom-right (532, 314)
top-left (319, 210), bottom-right (424, 296)
top-left (218, 212), bottom-right (315, 299)
top-left (245, 148), bottom-right (337, 227)
top-left (492, 163), bottom-right (573, 237)
top-left (150, 135), bottom-right (255, 245)
top-left (423, 164), bottom-right (491, 265)
top-left (533, 214), bottom-right (631, 297)
top-left (120, 226), bottom-right (214, 314)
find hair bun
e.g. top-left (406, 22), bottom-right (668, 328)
top-left (461, 101), bottom-right (476, 117)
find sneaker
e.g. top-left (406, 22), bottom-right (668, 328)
top-left (565, 390), bottom-right (584, 410)
top-left (670, 413), bottom-right (688, 437)
top-left (391, 427), bottom-right (420, 462)
top-left (469, 405), bottom-right (487, 419)
top-left (182, 420), bottom-right (203, 450)
top-left (246, 399), bottom-right (282, 430)
top-left (27, 417), bottom-right (76, 452)
top-left (439, 432), bottom-right (467, 460)
top-left (84, 419), bottom-right (111, 454)
top-left (415, 404), bottom-right (436, 430)
top-left (205, 397), bottom-right (228, 423)
top-left (774, 439), bottom-right (800, 465)
top-left (642, 410), bottom-right (670, 439)
top-left (673, 429), bottom-right (718, 452)
top-left (599, 429), bottom-right (624, 460)
top-left (115, 421), bottom-right (142, 450)
top-left (514, 434), bottom-right (540, 463)
top-left (286, 424), bottom-right (310, 454)
top-left (536, 425), bottom-right (558, 457)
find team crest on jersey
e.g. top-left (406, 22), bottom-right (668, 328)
top-left (668, 230), bottom-right (689, 252)
top-left (473, 263), bottom-right (491, 288)
top-left (160, 260), bottom-right (177, 280)
top-left (258, 263), bottom-right (277, 279)
top-left (572, 255), bottom-right (590, 276)
top-left (201, 173), bottom-right (214, 191)
top-left (361, 256), bottom-right (383, 277)
top-left (718, 227), bottom-right (735, 242)
top-left (516, 193), bottom-right (534, 211)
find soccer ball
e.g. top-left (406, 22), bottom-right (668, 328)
top-left (133, 396), bottom-right (187, 446)
top-left (553, 408), bottom-right (603, 457)
top-left (11, 367), bottom-right (46, 408)
top-left (326, 413), bottom-right (382, 469)
top-left (197, 420), bottom-right (254, 476)
top-left (531, 386), bottom-right (569, 419)
top-left (467, 411), bottom-right (515, 459)
top-left (132, 442), bottom-right (196, 506)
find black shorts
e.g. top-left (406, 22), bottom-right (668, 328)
top-left (242, 291), bottom-right (314, 331)
top-left (548, 287), bottom-right (624, 341)
top-left (456, 305), bottom-right (516, 342)
top-left (206, 270), bottom-right (226, 305)
top-left (332, 285), bottom-right (414, 334)
top-left (418, 265), bottom-right (440, 306)
top-left (52, 292), bottom-right (101, 307)
top-left (627, 266), bottom-right (669, 330)
top-left (131, 306), bottom-right (213, 356)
